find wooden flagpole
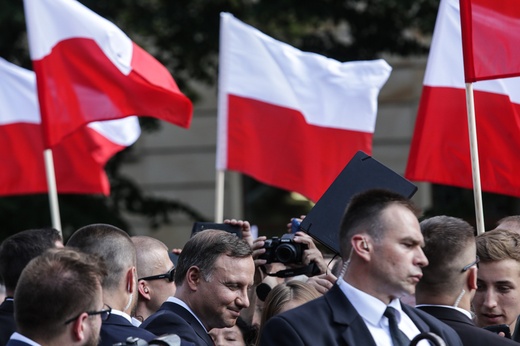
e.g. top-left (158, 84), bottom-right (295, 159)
top-left (44, 149), bottom-right (62, 236)
top-left (215, 170), bottom-right (225, 223)
top-left (464, 82), bottom-right (485, 235)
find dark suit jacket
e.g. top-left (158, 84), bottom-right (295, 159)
top-left (0, 299), bottom-right (15, 346)
top-left (259, 284), bottom-right (463, 346)
top-left (417, 305), bottom-right (519, 346)
top-left (140, 302), bottom-right (213, 346)
top-left (6, 340), bottom-right (32, 346)
top-left (99, 313), bottom-right (156, 346)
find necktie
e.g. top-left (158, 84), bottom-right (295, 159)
top-left (384, 306), bottom-right (410, 346)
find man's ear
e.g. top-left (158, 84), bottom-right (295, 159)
top-left (125, 267), bottom-right (137, 294)
top-left (467, 266), bottom-right (478, 291)
top-left (351, 234), bottom-right (371, 261)
top-left (70, 312), bottom-right (88, 342)
top-left (186, 266), bottom-right (202, 291)
top-left (138, 280), bottom-right (151, 301)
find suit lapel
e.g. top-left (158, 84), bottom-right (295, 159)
top-left (168, 303), bottom-right (214, 346)
top-left (326, 285), bottom-right (377, 346)
top-left (402, 304), bottom-right (431, 333)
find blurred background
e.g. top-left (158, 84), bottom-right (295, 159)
top-left (1, 0), bottom-right (519, 249)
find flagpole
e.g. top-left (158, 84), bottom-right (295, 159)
top-left (43, 149), bottom-right (62, 235)
top-left (215, 170), bottom-right (225, 222)
top-left (465, 83), bottom-right (485, 235)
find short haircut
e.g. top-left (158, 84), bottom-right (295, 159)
top-left (15, 248), bottom-right (106, 341)
top-left (477, 228), bottom-right (520, 263)
top-left (67, 224), bottom-right (136, 291)
top-left (496, 215), bottom-right (520, 229)
top-left (0, 228), bottom-right (62, 291)
top-left (132, 236), bottom-right (170, 278)
top-left (175, 230), bottom-right (252, 286)
top-left (339, 189), bottom-right (420, 258)
top-left (418, 216), bottom-right (476, 295)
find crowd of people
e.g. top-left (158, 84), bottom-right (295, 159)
top-left (1, 189), bottom-right (520, 345)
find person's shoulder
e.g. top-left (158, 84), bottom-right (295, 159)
top-left (403, 305), bottom-right (463, 345)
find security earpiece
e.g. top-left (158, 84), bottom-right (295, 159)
top-left (362, 238), bottom-right (369, 250)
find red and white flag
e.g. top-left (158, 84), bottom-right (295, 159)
top-left (23, 0), bottom-right (192, 148)
top-left (405, 0), bottom-right (520, 197)
top-left (217, 13), bottom-right (392, 202)
top-left (460, 0), bottom-right (520, 82)
top-left (0, 58), bottom-right (140, 196)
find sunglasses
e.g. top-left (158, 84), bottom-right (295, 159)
top-left (138, 267), bottom-right (175, 283)
top-left (65, 304), bottom-right (111, 324)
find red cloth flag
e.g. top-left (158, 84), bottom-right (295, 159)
top-left (23, 0), bottom-right (192, 148)
top-left (0, 58), bottom-right (140, 196)
top-left (217, 13), bottom-right (392, 202)
top-left (405, 0), bottom-right (520, 197)
top-left (460, 0), bottom-right (520, 82)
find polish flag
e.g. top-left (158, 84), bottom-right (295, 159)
top-left (217, 13), bottom-right (392, 202)
top-left (460, 0), bottom-right (520, 82)
top-left (405, 0), bottom-right (520, 197)
top-left (23, 0), bottom-right (192, 148)
top-left (0, 58), bottom-right (140, 196)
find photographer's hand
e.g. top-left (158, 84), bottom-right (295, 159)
top-left (293, 231), bottom-right (328, 274)
top-left (224, 218), bottom-right (253, 247)
top-left (306, 272), bottom-right (337, 295)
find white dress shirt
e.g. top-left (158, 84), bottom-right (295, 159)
top-left (337, 278), bottom-right (429, 346)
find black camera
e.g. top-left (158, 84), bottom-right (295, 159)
top-left (260, 233), bottom-right (307, 264)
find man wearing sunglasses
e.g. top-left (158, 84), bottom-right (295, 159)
top-left (415, 216), bottom-right (519, 345)
top-left (132, 236), bottom-right (177, 323)
top-left (7, 248), bottom-right (107, 346)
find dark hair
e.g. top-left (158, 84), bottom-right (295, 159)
top-left (175, 230), bottom-right (252, 286)
top-left (418, 216), bottom-right (476, 295)
top-left (15, 248), bottom-right (106, 341)
top-left (236, 316), bottom-right (258, 346)
top-left (67, 223), bottom-right (135, 290)
top-left (339, 189), bottom-right (420, 258)
top-left (0, 228), bottom-right (62, 291)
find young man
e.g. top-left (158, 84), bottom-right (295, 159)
top-left (416, 216), bottom-right (518, 345)
top-left (473, 229), bottom-right (520, 341)
top-left (7, 248), bottom-right (107, 346)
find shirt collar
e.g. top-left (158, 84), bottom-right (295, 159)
top-left (415, 304), bottom-right (473, 320)
top-left (110, 309), bottom-right (133, 323)
top-left (10, 332), bottom-right (41, 346)
top-left (337, 277), bottom-right (405, 326)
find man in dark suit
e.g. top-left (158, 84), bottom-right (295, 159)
top-left (415, 215), bottom-right (518, 345)
top-left (141, 229), bottom-right (255, 346)
top-left (67, 224), bottom-right (156, 345)
top-left (0, 228), bottom-right (63, 345)
top-left (259, 189), bottom-right (463, 345)
top-left (6, 248), bottom-right (107, 346)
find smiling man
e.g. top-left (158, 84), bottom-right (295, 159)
top-left (259, 189), bottom-right (462, 346)
top-left (141, 230), bottom-right (254, 346)
top-left (473, 229), bottom-right (520, 341)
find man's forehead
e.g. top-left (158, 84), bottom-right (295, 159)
top-left (478, 259), bottom-right (520, 280)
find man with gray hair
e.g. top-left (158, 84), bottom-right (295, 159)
top-left (67, 224), bottom-right (156, 345)
top-left (415, 216), bottom-right (518, 345)
top-left (132, 236), bottom-right (176, 323)
top-left (141, 230), bottom-right (255, 346)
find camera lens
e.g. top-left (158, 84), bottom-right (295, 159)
top-left (275, 244), bottom-right (297, 263)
